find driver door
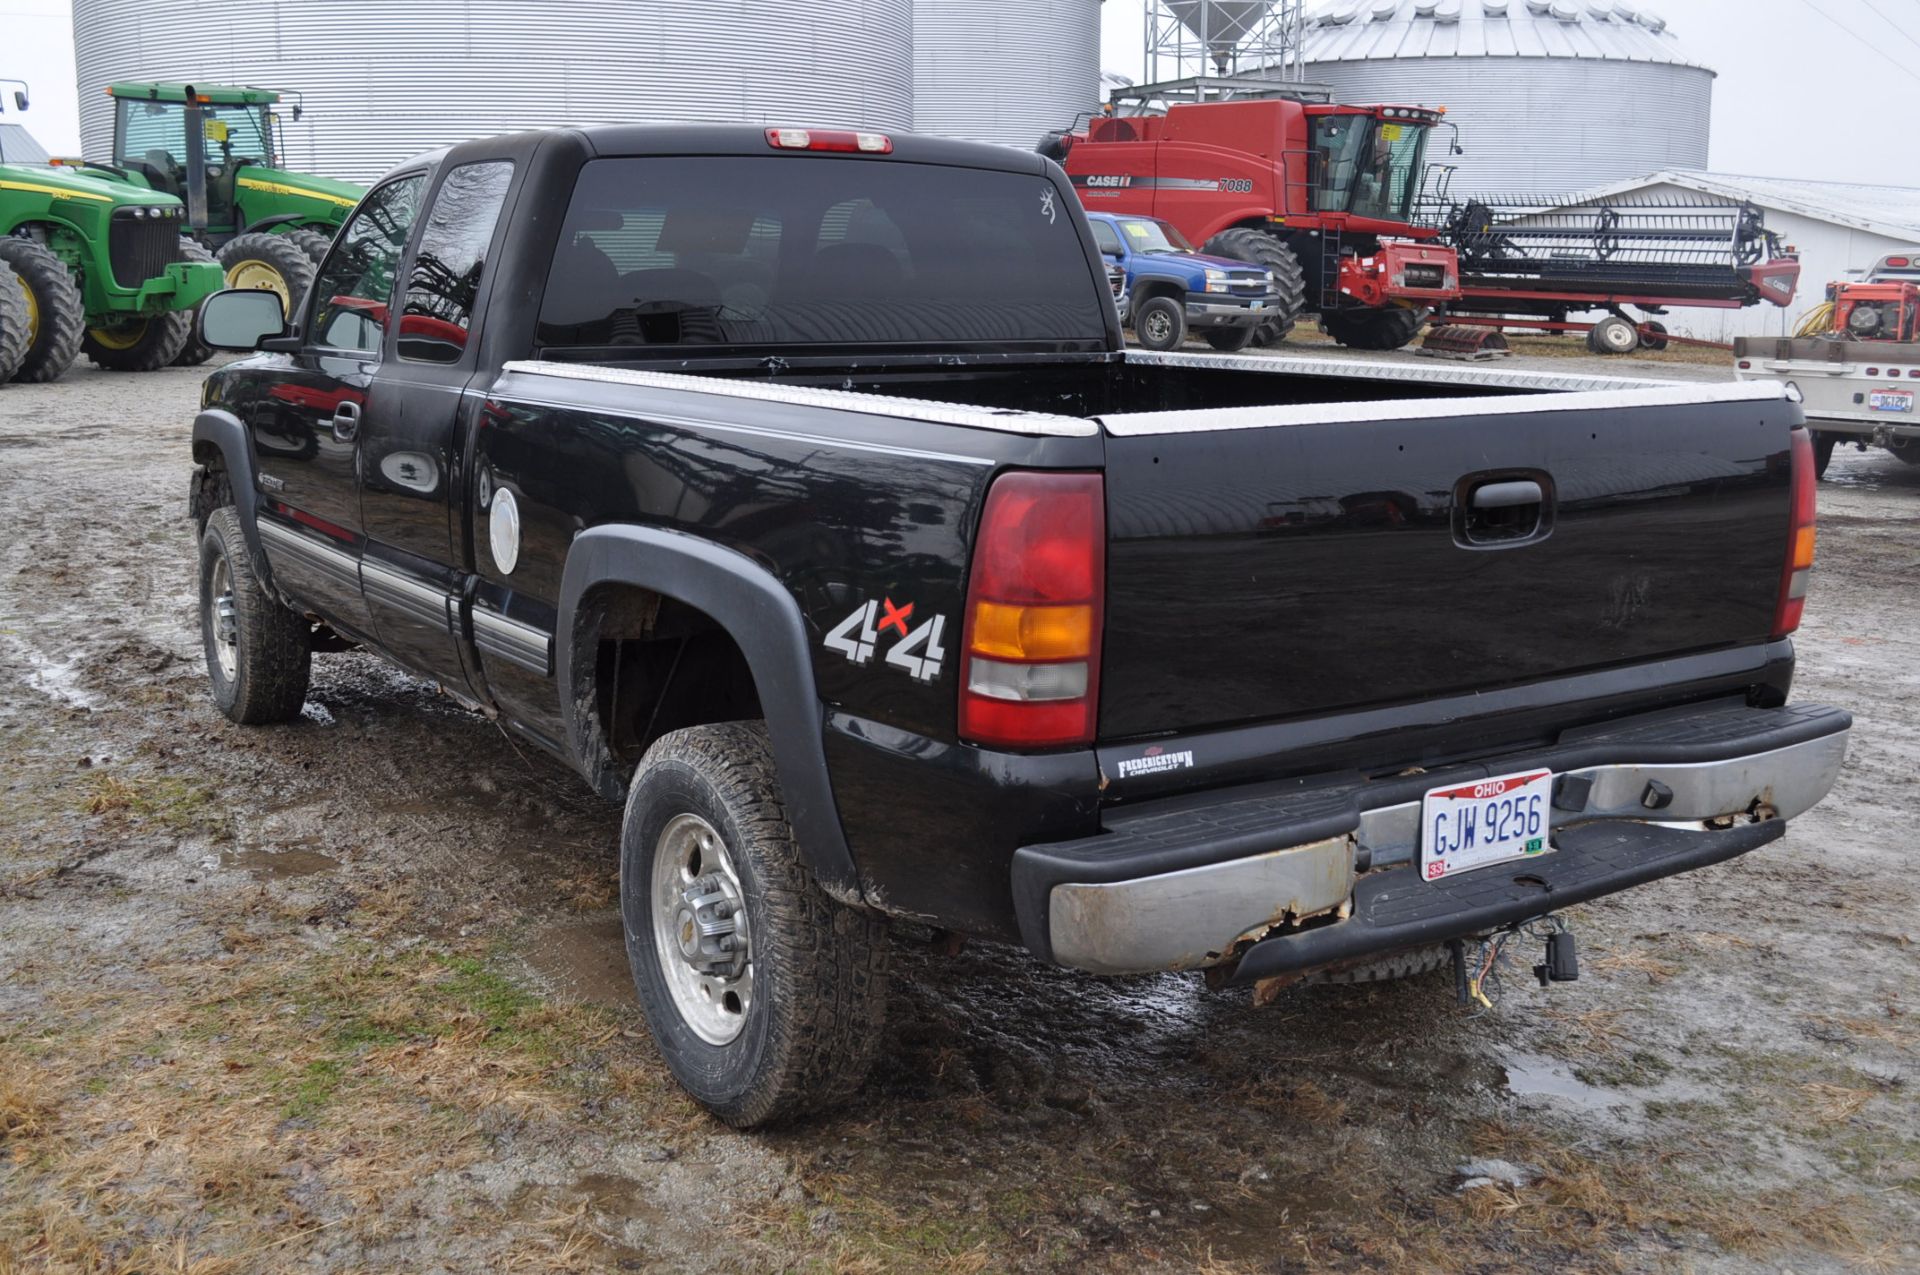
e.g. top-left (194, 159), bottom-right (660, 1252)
top-left (248, 173), bottom-right (425, 642)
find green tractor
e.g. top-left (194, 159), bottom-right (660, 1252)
top-left (0, 81), bottom-right (223, 380)
top-left (59, 82), bottom-right (366, 365)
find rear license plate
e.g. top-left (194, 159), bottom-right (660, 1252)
top-left (1420, 769), bottom-right (1553, 882)
top-left (1869, 388), bottom-right (1914, 413)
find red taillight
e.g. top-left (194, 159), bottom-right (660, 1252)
top-left (1772, 429), bottom-right (1818, 640)
top-left (959, 471), bottom-right (1104, 749)
top-left (1738, 360), bottom-right (1752, 369)
top-left (1889, 256), bottom-right (1911, 267)
top-left (764, 127), bottom-right (892, 154)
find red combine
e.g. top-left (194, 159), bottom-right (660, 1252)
top-left (1043, 84), bottom-right (1460, 350)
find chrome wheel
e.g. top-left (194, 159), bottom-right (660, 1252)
top-left (1141, 309), bottom-right (1171, 345)
top-left (650, 812), bottom-right (753, 1045)
top-left (208, 553), bottom-right (238, 682)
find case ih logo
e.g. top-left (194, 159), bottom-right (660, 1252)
top-left (1081, 174), bottom-right (1133, 188)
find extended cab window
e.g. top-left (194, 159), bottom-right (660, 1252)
top-left (400, 161), bottom-right (514, 363)
top-left (536, 156), bottom-right (1107, 352)
top-left (309, 174), bottom-right (425, 354)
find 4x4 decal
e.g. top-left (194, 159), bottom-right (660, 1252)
top-left (824, 598), bottom-right (948, 683)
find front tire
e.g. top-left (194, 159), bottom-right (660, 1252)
top-left (84, 310), bottom-right (191, 371)
top-left (171, 237), bottom-right (220, 367)
top-left (1132, 295), bottom-right (1187, 350)
top-left (621, 722), bottom-right (889, 1127)
top-left (1200, 227), bottom-right (1306, 346)
top-left (1322, 306), bottom-right (1427, 351)
top-left (199, 507), bottom-right (311, 724)
top-left (0, 237), bottom-right (86, 383)
top-left (1204, 326), bottom-right (1257, 353)
top-left (217, 232), bottom-right (319, 317)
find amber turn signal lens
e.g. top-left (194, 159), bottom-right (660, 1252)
top-left (969, 602), bottom-right (1092, 661)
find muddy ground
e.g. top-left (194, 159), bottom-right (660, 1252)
top-left (1, 352), bottom-right (1915, 1274)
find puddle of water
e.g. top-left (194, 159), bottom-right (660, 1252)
top-left (1501, 1049), bottom-right (1626, 1113)
top-left (217, 848), bottom-right (341, 880)
top-left (10, 640), bottom-right (104, 711)
top-left (522, 916), bottom-right (634, 1008)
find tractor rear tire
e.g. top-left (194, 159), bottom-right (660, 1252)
top-left (1323, 306), bottom-right (1428, 351)
top-left (1201, 227), bottom-right (1306, 346)
top-left (171, 236), bottom-right (219, 367)
top-left (217, 233), bottom-right (318, 318)
top-left (84, 310), bottom-right (192, 371)
top-left (0, 237), bottom-right (86, 384)
top-left (0, 270), bottom-right (27, 383)
top-left (285, 227), bottom-right (334, 265)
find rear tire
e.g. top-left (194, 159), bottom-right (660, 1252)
top-left (199, 507), bottom-right (312, 724)
top-left (1204, 326), bottom-right (1257, 353)
top-left (1132, 295), bottom-right (1187, 350)
top-left (1201, 227), bottom-right (1306, 346)
top-left (171, 236), bottom-right (220, 367)
top-left (0, 237), bottom-right (86, 383)
top-left (285, 227), bottom-right (334, 266)
top-left (1811, 430), bottom-right (1837, 480)
top-left (1314, 945), bottom-right (1451, 985)
top-left (621, 722), bottom-right (890, 1127)
top-left (1322, 306), bottom-right (1427, 350)
top-left (84, 310), bottom-right (191, 371)
top-left (0, 269), bottom-right (27, 382)
top-left (217, 232), bottom-right (318, 317)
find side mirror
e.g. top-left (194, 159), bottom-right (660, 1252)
top-left (11, 91), bottom-right (26, 112)
top-left (200, 288), bottom-right (290, 351)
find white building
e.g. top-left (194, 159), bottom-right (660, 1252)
top-left (1537, 171), bottom-right (1920, 342)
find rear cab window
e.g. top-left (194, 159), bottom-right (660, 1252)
top-left (535, 156), bottom-right (1108, 354)
top-left (401, 160), bottom-right (515, 364)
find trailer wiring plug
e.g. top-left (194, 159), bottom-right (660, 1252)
top-left (1450, 916), bottom-right (1579, 1017)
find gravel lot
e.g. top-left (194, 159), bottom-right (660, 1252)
top-left (1, 350), bottom-right (1915, 1273)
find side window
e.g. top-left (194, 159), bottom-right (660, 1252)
top-left (1090, 220), bottom-right (1125, 257)
top-left (400, 161), bottom-right (514, 364)
top-left (308, 174), bottom-right (426, 354)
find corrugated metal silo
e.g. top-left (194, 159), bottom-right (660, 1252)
top-left (913, 0), bottom-right (1103, 148)
top-left (1301, 0), bottom-right (1713, 193)
top-left (73, 0), bottom-right (914, 183)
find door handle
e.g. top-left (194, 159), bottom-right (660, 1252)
top-left (331, 400), bottom-right (360, 442)
top-left (1470, 479), bottom-right (1542, 510)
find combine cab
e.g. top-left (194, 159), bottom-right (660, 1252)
top-left (1044, 79), bottom-right (1461, 350)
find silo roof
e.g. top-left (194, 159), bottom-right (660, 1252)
top-left (1302, 0), bottom-right (1712, 72)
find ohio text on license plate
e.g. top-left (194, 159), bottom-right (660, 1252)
top-left (1420, 769), bottom-right (1552, 882)
top-left (1869, 388), bottom-right (1914, 413)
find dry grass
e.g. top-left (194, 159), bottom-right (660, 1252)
top-left (1798, 1082), bottom-right (1876, 1125)
top-left (1590, 949), bottom-right (1678, 986)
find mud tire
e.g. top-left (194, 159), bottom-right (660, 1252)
top-left (1200, 227), bottom-right (1306, 346)
top-left (285, 227), bottom-right (334, 265)
top-left (1323, 306), bottom-right (1428, 350)
top-left (199, 507), bottom-right (311, 725)
top-left (84, 310), bottom-right (191, 371)
top-left (1812, 430), bottom-right (1837, 480)
top-left (0, 237), bottom-right (86, 383)
top-left (171, 236), bottom-right (220, 367)
top-left (1314, 945), bottom-right (1451, 985)
top-left (0, 268), bottom-right (27, 382)
top-left (1133, 294), bottom-right (1187, 351)
top-left (217, 232), bottom-right (318, 317)
top-left (621, 722), bottom-right (890, 1128)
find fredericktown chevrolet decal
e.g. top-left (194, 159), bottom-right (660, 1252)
top-left (1115, 745), bottom-right (1195, 779)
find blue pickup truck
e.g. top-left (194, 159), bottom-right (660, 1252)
top-left (1086, 211), bottom-right (1279, 352)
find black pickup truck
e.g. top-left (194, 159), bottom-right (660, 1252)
top-left (188, 124), bottom-right (1848, 1128)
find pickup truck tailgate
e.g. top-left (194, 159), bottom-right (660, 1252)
top-left (1094, 382), bottom-right (1797, 741)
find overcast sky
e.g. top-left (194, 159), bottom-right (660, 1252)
top-left (4, 1), bottom-right (1916, 184)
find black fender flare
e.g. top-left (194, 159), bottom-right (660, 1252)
top-left (190, 408), bottom-right (273, 587)
top-left (239, 212), bottom-right (308, 236)
top-left (556, 524), bottom-right (860, 901)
